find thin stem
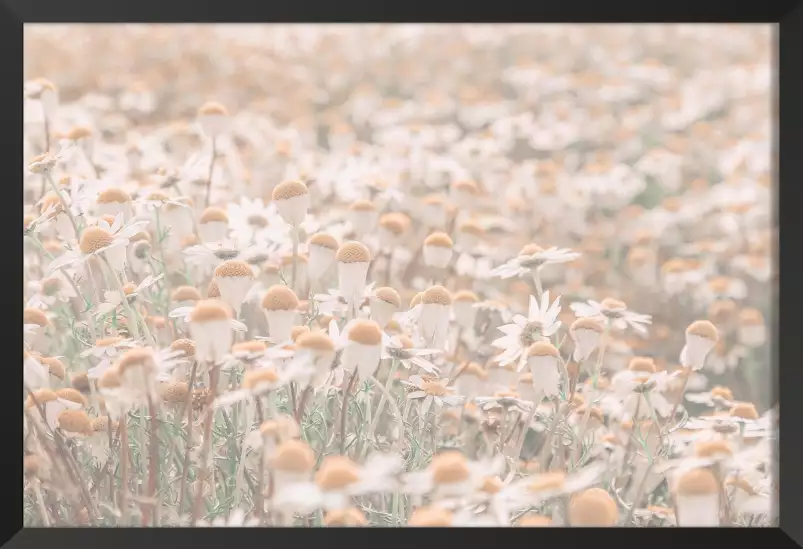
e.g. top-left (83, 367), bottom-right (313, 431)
top-left (539, 399), bottom-right (563, 469)
top-left (142, 392), bottom-right (160, 526)
top-left (667, 367), bottom-right (692, 427)
top-left (255, 445), bottom-right (266, 525)
top-left (101, 256), bottom-right (148, 343)
top-left (622, 398), bottom-right (643, 469)
top-left (32, 481), bottom-right (51, 526)
top-left (26, 386), bottom-right (99, 523)
top-left (288, 382), bottom-right (298, 420)
top-left (402, 398), bottom-right (413, 424)
top-left (233, 398), bottom-right (254, 507)
top-left (106, 418), bottom-right (117, 501)
top-left (191, 362), bottom-right (220, 524)
top-left (204, 138), bottom-right (217, 209)
top-left (572, 323), bottom-right (611, 464)
top-left (138, 406), bottom-right (147, 491)
top-left (38, 117), bottom-right (50, 198)
top-left (291, 227), bottom-right (299, 291)
top-left (44, 172), bottom-right (80, 238)
top-left (497, 409), bottom-right (509, 454)
top-left (624, 461), bottom-right (653, 525)
top-left (367, 359), bottom-right (400, 441)
top-left (84, 260), bottom-right (104, 318)
top-left (643, 392), bottom-right (666, 451)
top-left (120, 413), bottom-right (131, 525)
top-left (715, 463), bottom-right (732, 526)
top-left (177, 360), bottom-right (199, 515)
top-left (532, 270), bottom-right (543, 299)
top-left (368, 374), bottom-right (405, 448)
top-left (27, 234), bottom-right (97, 340)
top-left (503, 411), bottom-right (523, 447)
top-left (384, 249), bottom-right (393, 287)
top-left (339, 370), bottom-right (358, 455)
top-left (390, 491), bottom-right (400, 526)
top-left (568, 358), bottom-right (582, 404)
top-left (513, 404), bottom-right (538, 462)
top-left (154, 208), bottom-right (172, 305)
top-left (295, 384), bottom-right (313, 423)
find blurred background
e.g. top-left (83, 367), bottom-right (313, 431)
top-left (24, 24), bottom-right (776, 410)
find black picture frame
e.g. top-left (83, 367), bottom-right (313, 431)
top-left (3, 2), bottom-right (800, 547)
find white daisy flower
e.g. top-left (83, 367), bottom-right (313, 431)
top-left (276, 453), bottom-right (403, 513)
top-left (401, 451), bottom-right (505, 501)
top-left (84, 336), bottom-right (138, 379)
top-left (491, 291), bottom-right (561, 367)
top-left (25, 203), bottom-right (62, 235)
top-left (501, 461), bottom-right (607, 508)
top-left (169, 305), bottom-right (248, 333)
top-left (610, 364), bottom-right (679, 420)
top-left (475, 392), bottom-right (534, 414)
top-left (94, 273), bottom-right (164, 316)
top-left (226, 197), bottom-right (285, 248)
top-left (182, 241), bottom-right (243, 277)
top-left (25, 388), bottom-right (83, 431)
top-left (213, 359), bottom-right (313, 409)
top-left (403, 374), bottom-right (463, 418)
top-left (313, 282), bottom-right (376, 318)
top-left (27, 146), bottom-right (75, 175)
top-left (570, 297), bottom-right (652, 335)
top-left (489, 244), bottom-right (581, 280)
top-left (382, 334), bottom-right (442, 375)
top-left (685, 386), bottom-right (735, 409)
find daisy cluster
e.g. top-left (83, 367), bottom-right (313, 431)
top-left (22, 24), bottom-right (776, 527)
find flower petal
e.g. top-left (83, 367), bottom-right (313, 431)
top-left (48, 251), bottom-right (83, 273)
top-left (214, 389), bottom-right (252, 409)
top-left (169, 306), bottom-right (194, 319)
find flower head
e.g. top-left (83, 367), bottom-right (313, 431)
top-left (490, 244), bottom-right (580, 279)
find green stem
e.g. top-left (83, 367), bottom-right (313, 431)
top-left (532, 270), bottom-right (543, 299)
top-left (339, 371), bottom-right (358, 455)
top-left (44, 172), bottom-right (81, 238)
top-left (102, 256), bottom-right (154, 345)
top-left (154, 209), bottom-right (171, 304)
top-left (204, 138), bottom-right (217, 209)
top-left (369, 374), bottom-right (405, 448)
top-left (367, 359), bottom-right (400, 442)
top-left (291, 227), bottom-right (299, 291)
top-left (667, 368), bottom-right (691, 428)
top-left (572, 322), bottom-right (611, 465)
top-left (27, 234), bottom-right (97, 341)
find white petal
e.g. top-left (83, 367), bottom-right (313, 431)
top-left (230, 319), bottom-right (248, 332)
top-left (546, 294), bottom-right (562, 321)
top-left (214, 389), bottom-right (252, 409)
top-left (540, 290), bottom-right (549, 316)
top-left (48, 251), bottom-right (82, 273)
top-left (169, 306), bottom-right (194, 319)
top-left (528, 295), bottom-right (538, 319)
top-left (491, 335), bottom-right (515, 349)
top-left (510, 316), bottom-right (528, 329)
top-left (679, 345), bottom-right (689, 367)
